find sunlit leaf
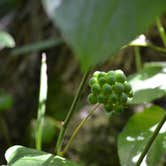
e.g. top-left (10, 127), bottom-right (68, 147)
top-left (0, 31), bottom-right (15, 50)
top-left (128, 62), bottom-right (166, 104)
top-left (5, 145), bottom-right (80, 166)
top-left (42, 0), bottom-right (166, 71)
top-left (118, 106), bottom-right (166, 166)
top-left (128, 34), bottom-right (149, 47)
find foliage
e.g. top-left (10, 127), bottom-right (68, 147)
top-left (118, 106), bottom-right (166, 166)
top-left (5, 145), bottom-right (80, 166)
top-left (0, 92), bottom-right (13, 111)
top-left (129, 62), bottom-right (166, 104)
top-left (0, 31), bottom-right (15, 50)
top-left (1, 0), bottom-right (166, 166)
top-left (43, 0), bottom-right (166, 71)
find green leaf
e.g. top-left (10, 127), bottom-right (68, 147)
top-left (30, 116), bottom-right (61, 144)
top-left (0, 31), bottom-right (15, 50)
top-left (128, 62), bottom-right (166, 104)
top-left (0, 93), bottom-right (13, 111)
top-left (146, 134), bottom-right (166, 166)
top-left (42, 0), bottom-right (166, 71)
top-left (5, 145), bottom-right (80, 166)
top-left (118, 106), bottom-right (166, 166)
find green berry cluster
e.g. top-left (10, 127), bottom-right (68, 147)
top-left (88, 70), bottom-right (133, 113)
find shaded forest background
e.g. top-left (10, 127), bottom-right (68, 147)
top-left (0, 0), bottom-right (166, 165)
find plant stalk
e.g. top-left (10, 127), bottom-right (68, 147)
top-left (134, 46), bottom-right (142, 71)
top-left (136, 113), bottom-right (166, 166)
top-left (56, 70), bottom-right (90, 155)
top-left (62, 103), bottom-right (100, 156)
top-left (156, 18), bottom-right (166, 48)
top-left (35, 53), bottom-right (48, 150)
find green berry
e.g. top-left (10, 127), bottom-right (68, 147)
top-left (98, 72), bottom-right (106, 78)
top-left (97, 94), bottom-right (107, 104)
top-left (115, 70), bottom-right (126, 83)
top-left (124, 82), bottom-right (132, 93)
top-left (92, 83), bottom-right (101, 94)
top-left (93, 71), bottom-right (100, 78)
top-left (98, 77), bottom-right (106, 86)
top-left (113, 82), bottom-right (124, 93)
top-left (89, 77), bottom-right (97, 87)
top-left (108, 70), bottom-right (114, 75)
top-left (88, 93), bottom-right (97, 104)
top-left (108, 93), bottom-right (118, 104)
top-left (128, 90), bottom-right (134, 98)
top-left (102, 83), bottom-right (112, 95)
top-left (120, 93), bottom-right (128, 103)
top-left (106, 74), bottom-right (115, 85)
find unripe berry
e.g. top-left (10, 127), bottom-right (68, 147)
top-left (102, 83), bottom-right (112, 95)
top-left (98, 77), bottom-right (106, 86)
top-left (98, 72), bottom-right (106, 78)
top-left (93, 71), bottom-right (100, 78)
top-left (106, 74), bottom-right (115, 85)
top-left (88, 93), bottom-right (97, 104)
top-left (97, 94), bottom-right (107, 104)
top-left (128, 91), bottom-right (134, 98)
top-left (115, 70), bottom-right (126, 83)
top-left (89, 77), bottom-right (97, 87)
top-left (124, 82), bottom-right (132, 93)
top-left (113, 82), bottom-right (124, 93)
top-left (92, 83), bottom-right (101, 94)
top-left (120, 93), bottom-right (128, 103)
top-left (108, 93), bottom-right (118, 103)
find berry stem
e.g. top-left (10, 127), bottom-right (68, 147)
top-left (61, 103), bottom-right (100, 156)
top-left (136, 112), bottom-right (166, 166)
top-left (56, 70), bottom-right (90, 155)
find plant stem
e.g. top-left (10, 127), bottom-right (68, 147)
top-left (62, 103), bottom-right (100, 156)
top-left (156, 18), bottom-right (166, 48)
top-left (136, 113), bottom-right (166, 166)
top-left (56, 70), bottom-right (90, 155)
top-left (11, 38), bottom-right (63, 56)
top-left (35, 53), bottom-right (48, 150)
top-left (134, 46), bottom-right (142, 71)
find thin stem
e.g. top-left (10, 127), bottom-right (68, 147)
top-left (11, 38), bottom-right (63, 56)
top-left (35, 53), bottom-right (48, 150)
top-left (136, 113), bottom-right (166, 166)
top-left (149, 44), bottom-right (166, 53)
top-left (62, 104), bottom-right (100, 156)
top-left (156, 18), bottom-right (166, 48)
top-left (134, 46), bottom-right (142, 71)
top-left (56, 70), bottom-right (90, 155)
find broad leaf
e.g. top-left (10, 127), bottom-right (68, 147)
top-left (118, 106), bottom-right (166, 166)
top-left (0, 31), bottom-right (15, 50)
top-left (5, 145), bottom-right (80, 166)
top-left (128, 62), bottom-right (166, 104)
top-left (42, 0), bottom-right (166, 71)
